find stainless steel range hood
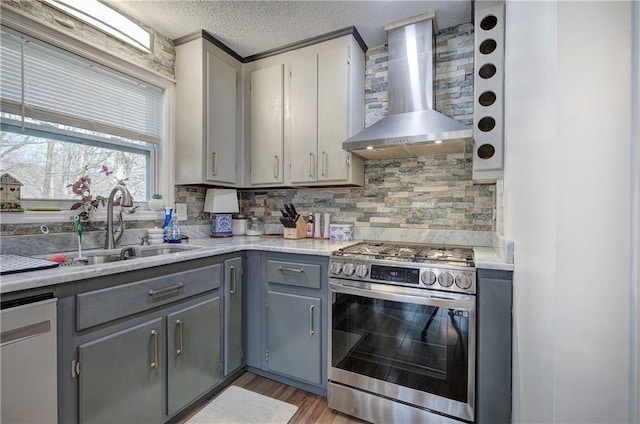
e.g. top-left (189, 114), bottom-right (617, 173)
top-left (343, 12), bottom-right (473, 160)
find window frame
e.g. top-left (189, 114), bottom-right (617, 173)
top-left (0, 5), bottom-right (175, 224)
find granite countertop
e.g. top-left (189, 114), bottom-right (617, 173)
top-left (0, 235), bottom-right (513, 295)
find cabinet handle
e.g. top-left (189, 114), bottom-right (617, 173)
top-left (278, 266), bottom-right (304, 273)
top-left (150, 329), bottom-right (159, 369)
top-left (211, 151), bottom-right (218, 177)
top-left (176, 319), bottom-right (184, 356)
top-left (308, 152), bottom-right (314, 178)
top-left (148, 282), bottom-right (185, 296)
top-left (321, 151), bottom-right (327, 177)
top-left (230, 265), bottom-right (237, 295)
top-left (273, 155), bottom-right (279, 179)
top-left (309, 304), bottom-right (315, 336)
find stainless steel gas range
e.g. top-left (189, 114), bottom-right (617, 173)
top-left (327, 241), bottom-right (477, 424)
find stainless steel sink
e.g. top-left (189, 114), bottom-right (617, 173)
top-left (83, 254), bottom-right (123, 265)
top-left (138, 246), bottom-right (195, 257)
top-left (75, 245), bottom-right (201, 265)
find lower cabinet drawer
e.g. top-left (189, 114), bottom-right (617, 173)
top-left (76, 264), bottom-right (221, 331)
top-left (266, 260), bottom-right (321, 289)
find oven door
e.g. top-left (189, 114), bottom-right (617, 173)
top-left (328, 279), bottom-right (476, 422)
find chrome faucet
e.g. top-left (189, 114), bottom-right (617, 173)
top-left (104, 184), bottom-right (134, 249)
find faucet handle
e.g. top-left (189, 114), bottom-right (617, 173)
top-left (141, 235), bottom-right (150, 245)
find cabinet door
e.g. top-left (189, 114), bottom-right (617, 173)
top-left (266, 291), bottom-right (321, 384)
top-left (167, 297), bottom-right (221, 416)
top-left (250, 64), bottom-right (284, 185)
top-left (224, 257), bottom-right (243, 375)
top-left (318, 45), bottom-right (351, 182)
top-left (79, 318), bottom-right (162, 424)
top-left (289, 54), bottom-right (318, 184)
top-left (206, 51), bottom-right (237, 184)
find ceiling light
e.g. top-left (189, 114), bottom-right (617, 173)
top-left (42, 0), bottom-right (152, 53)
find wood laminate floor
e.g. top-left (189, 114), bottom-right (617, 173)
top-left (178, 372), bottom-right (366, 424)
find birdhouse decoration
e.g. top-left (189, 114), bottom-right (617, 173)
top-left (0, 173), bottom-right (24, 212)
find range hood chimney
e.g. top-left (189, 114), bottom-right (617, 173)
top-left (343, 12), bottom-right (473, 159)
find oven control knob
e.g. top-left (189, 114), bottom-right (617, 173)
top-left (455, 273), bottom-right (473, 290)
top-left (355, 264), bottom-right (368, 278)
top-left (342, 263), bottom-right (355, 276)
top-left (329, 262), bottom-right (343, 275)
top-left (421, 271), bottom-right (436, 286)
top-left (438, 272), bottom-right (454, 287)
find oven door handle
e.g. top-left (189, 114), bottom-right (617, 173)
top-left (329, 280), bottom-right (475, 309)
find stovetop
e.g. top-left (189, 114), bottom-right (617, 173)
top-left (331, 241), bottom-right (475, 268)
top-left (329, 241), bottom-right (476, 294)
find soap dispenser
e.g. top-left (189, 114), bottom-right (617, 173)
top-left (163, 208), bottom-right (181, 243)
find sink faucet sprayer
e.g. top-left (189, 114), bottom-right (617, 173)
top-left (104, 184), bottom-right (134, 249)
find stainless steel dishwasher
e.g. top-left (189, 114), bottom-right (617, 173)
top-left (1, 297), bottom-right (57, 423)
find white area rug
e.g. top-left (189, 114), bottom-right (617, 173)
top-left (186, 385), bottom-right (298, 424)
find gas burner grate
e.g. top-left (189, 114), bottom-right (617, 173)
top-left (333, 241), bottom-right (475, 266)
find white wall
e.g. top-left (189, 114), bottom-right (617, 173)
top-left (504, 1), bottom-right (638, 423)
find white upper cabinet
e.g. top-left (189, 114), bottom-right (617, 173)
top-left (175, 36), bottom-right (240, 186)
top-left (250, 64), bottom-right (285, 185)
top-left (247, 34), bottom-right (365, 187)
top-left (206, 52), bottom-right (237, 184)
top-left (317, 43), bottom-right (363, 184)
top-left (288, 54), bottom-right (319, 184)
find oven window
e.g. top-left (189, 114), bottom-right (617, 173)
top-left (331, 293), bottom-right (470, 403)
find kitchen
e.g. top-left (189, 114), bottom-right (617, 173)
top-left (0, 1), bottom-right (638, 424)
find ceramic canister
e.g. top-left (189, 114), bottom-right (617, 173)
top-left (329, 224), bottom-right (353, 241)
top-left (232, 218), bottom-right (247, 235)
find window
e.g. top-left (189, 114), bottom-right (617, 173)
top-left (0, 29), bottom-right (162, 205)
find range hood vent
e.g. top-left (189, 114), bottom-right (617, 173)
top-left (343, 12), bottom-right (472, 159)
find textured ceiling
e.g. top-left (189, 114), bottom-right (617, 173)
top-left (105, 1), bottom-right (472, 57)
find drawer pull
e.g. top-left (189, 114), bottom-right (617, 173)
top-left (278, 266), bottom-right (304, 273)
top-left (148, 282), bottom-right (185, 296)
top-left (150, 329), bottom-right (159, 369)
top-left (176, 319), bottom-right (184, 355)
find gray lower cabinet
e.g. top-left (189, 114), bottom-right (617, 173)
top-left (58, 259), bottom-right (229, 424)
top-left (476, 268), bottom-right (513, 424)
top-left (259, 254), bottom-right (327, 391)
top-left (167, 297), bottom-right (221, 416)
top-left (79, 318), bottom-right (163, 424)
top-left (266, 291), bottom-right (321, 384)
top-left (224, 257), bottom-right (243, 375)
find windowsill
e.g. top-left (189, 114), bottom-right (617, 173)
top-left (0, 209), bottom-right (165, 225)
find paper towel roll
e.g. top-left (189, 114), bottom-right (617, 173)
top-left (323, 213), bottom-right (330, 238)
top-left (314, 213), bottom-right (321, 238)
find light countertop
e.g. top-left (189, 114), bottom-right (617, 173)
top-left (0, 236), bottom-right (513, 295)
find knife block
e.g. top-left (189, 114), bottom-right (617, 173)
top-left (283, 216), bottom-right (307, 239)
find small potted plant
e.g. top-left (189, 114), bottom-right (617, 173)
top-left (148, 193), bottom-right (165, 211)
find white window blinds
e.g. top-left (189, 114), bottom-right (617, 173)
top-left (0, 30), bottom-right (162, 143)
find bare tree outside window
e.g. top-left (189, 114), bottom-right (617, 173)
top-left (0, 130), bottom-right (148, 201)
